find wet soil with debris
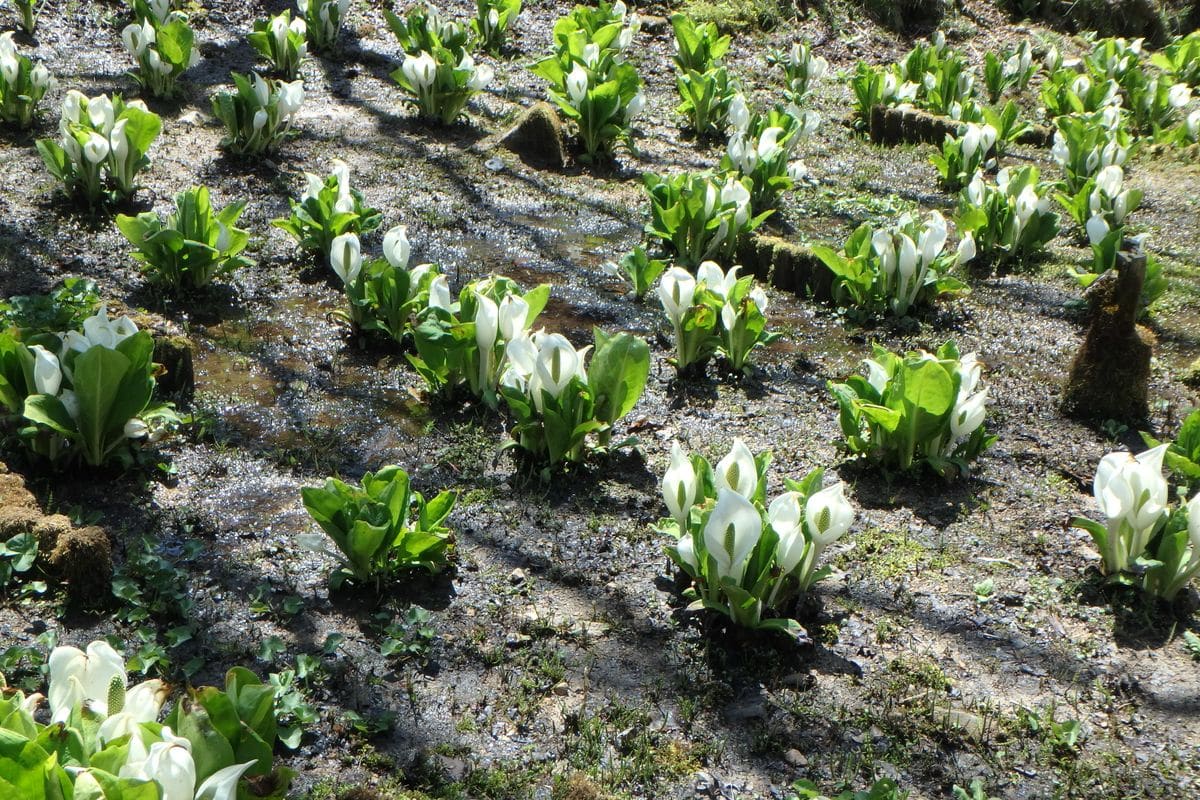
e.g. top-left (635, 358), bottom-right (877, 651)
top-left (2, 1), bottom-right (1200, 798)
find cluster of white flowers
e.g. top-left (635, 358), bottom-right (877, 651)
top-left (121, 16), bottom-right (201, 77)
top-left (42, 641), bottom-right (252, 800)
top-left (871, 211), bottom-right (973, 315)
top-left (665, 438), bottom-right (853, 589)
top-left (1084, 164), bottom-right (1138, 244)
top-left (725, 102), bottom-right (817, 184)
top-left (297, 0), bottom-right (350, 48)
top-left (0, 30), bottom-right (51, 92)
top-left (28, 308), bottom-right (150, 439)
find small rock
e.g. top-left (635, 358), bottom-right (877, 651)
top-left (784, 749), bottom-right (807, 767)
top-left (648, 710), bottom-right (672, 733)
top-left (1181, 355), bottom-right (1200, 388)
top-left (509, 567), bottom-right (527, 585)
top-left (781, 672), bottom-right (813, 689)
top-left (639, 14), bottom-right (669, 33)
top-left (932, 706), bottom-right (987, 741)
top-left (725, 696), bottom-right (767, 721)
top-left (571, 620), bottom-right (611, 639)
top-left (551, 681), bottom-right (569, 696)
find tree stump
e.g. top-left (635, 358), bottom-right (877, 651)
top-left (1061, 247), bottom-right (1153, 422)
top-left (500, 102), bottom-right (568, 170)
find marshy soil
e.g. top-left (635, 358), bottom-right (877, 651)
top-left (1, 1), bottom-right (1200, 798)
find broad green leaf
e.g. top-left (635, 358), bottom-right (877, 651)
top-left (72, 346), bottom-right (131, 464)
top-left (171, 701), bottom-right (235, 785)
top-left (23, 394), bottom-right (78, 438)
top-left (225, 668), bottom-right (276, 747)
top-left (6, 532), bottom-right (37, 572)
top-left (0, 727), bottom-right (54, 799)
top-left (118, 106), bottom-right (162, 154)
top-left (894, 358), bottom-right (956, 452)
top-left (588, 330), bottom-right (649, 425)
top-left (89, 768), bottom-right (161, 800)
top-left (420, 491), bottom-right (456, 529)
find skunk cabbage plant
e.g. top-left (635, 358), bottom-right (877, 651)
top-left (661, 439), bottom-right (855, 635)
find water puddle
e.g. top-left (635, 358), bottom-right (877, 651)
top-left (504, 211), bottom-right (634, 270)
top-left (190, 290), bottom-right (430, 469)
top-left (1152, 306), bottom-right (1200, 373)
top-left (761, 290), bottom-right (864, 373)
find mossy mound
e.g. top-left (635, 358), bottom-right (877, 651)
top-left (868, 105), bottom-right (1054, 148)
top-left (500, 102), bottom-right (568, 170)
top-left (0, 460), bottom-right (112, 604)
top-left (153, 334), bottom-right (195, 398)
top-left (48, 525), bottom-right (112, 605)
top-left (31, 513), bottom-right (73, 552)
top-left (861, 0), bottom-right (948, 31)
top-left (0, 470), bottom-right (41, 538)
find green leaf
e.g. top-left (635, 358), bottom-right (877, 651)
top-left (157, 18), bottom-right (193, 68)
top-left (1069, 516), bottom-right (1108, 553)
top-left (72, 345), bottom-right (132, 465)
top-left (5, 532), bottom-right (37, 572)
top-left (89, 738), bottom-right (132, 775)
top-left (1175, 409), bottom-right (1200, 460)
top-left (35, 139), bottom-right (69, 182)
top-left (171, 700), bottom-right (236, 783)
top-left (0, 727), bottom-right (53, 800)
top-left (98, 769), bottom-right (161, 800)
top-left (343, 520), bottom-right (387, 577)
top-left (419, 491), bottom-right (456, 530)
top-left (894, 357), bottom-right (956, 456)
top-left (118, 106), bottom-right (162, 155)
top-left (588, 330), bottom-right (649, 425)
top-left (278, 726), bottom-right (302, 749)
top-left (23, 394), bottom-right (78, 438)
top-left (859, 403), bottom-right (902, 433)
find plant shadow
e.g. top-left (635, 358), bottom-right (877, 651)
top-left (1071, 569), bottom-right (1196, 650)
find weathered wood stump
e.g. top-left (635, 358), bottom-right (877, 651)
top-left (866, 105), bottom-right (1054, 148)
top-left (737, 235), bottom-right (833, 301)
top-left (1061, 247), bottom-right (1153, 422)
top-left (499, 102), bottom-right (568, 170)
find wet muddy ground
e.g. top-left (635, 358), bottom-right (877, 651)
top-left (2, 1), bottom-right (1200, 798)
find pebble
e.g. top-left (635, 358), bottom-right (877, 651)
top-left (431, 754), bottom-right (467, 781)
top-left (509, 567), bottom-right (527, 585)
top-left (781, 671), bottom-right (813, 689)
top-left (725, 697), bottom-right (767, 721)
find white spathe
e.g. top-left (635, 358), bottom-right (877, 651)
top-left (714, 438), bottom-right (757, 499)
top-left (48, 640), bottom-right (126, 721)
